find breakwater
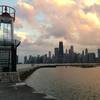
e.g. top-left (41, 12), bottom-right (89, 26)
top-left (18, 63), bottom-right (100, 81)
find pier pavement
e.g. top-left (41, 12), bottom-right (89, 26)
top-left (0, 82), bottom-right (57, 100)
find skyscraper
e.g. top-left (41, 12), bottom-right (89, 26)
top-left (98, 49), bottom-right (100, 58)
top-left (24, 56), bottom-right (27, 64)
top-left (59, 41), bottom-right (64, 57)
top-left (65, 49), bottom-right (68, 54)
top-left (55, 48), bottom-right (59, 57)
top-left (48, 51), bottom-right (51, 58)
top-left (69, 45), bottom-right (75, 63)
top-left (69, 45), bottom-right (74, 54)
top-left (85, 48), bottom-right (88, 55)
top-left (85, 48), bottom-right (89, 62)
top-left (82, 50), bottom-right (84, 56)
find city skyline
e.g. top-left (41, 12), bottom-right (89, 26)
top-left (1, 2), bottom-right (100, 100)
top-left (24, 41), bottom-right (100, 64)
top-left (0, 0), bottom-right (100, 61)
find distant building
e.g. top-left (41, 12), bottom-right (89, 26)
top-left (55, 48), bottom-right (59, 57)
top-left (22, 41), bottom-right (99, 64)
top-left (84, 48), bottom-right (89, 63)
top-left (88, 53), bottom-right (95, 63)
top-left (82, 50), bottom-right (84, 56)
top-left (58, 41), bottom-right (64, 63)
top-left (69, 45), bottom-right (74, 54)
top-left (43, 54), bottom-right (47, 63)
top-left (65, 49), bottom-right (68, 55)
top-left (24, 56), bottom-right (27, 64)
top-left (85, 48), bottom-right (88, 55)
top-left (28, 55), bottom-right (31, 63)
top-left (97, 49), bottom-right (100, 62)
top-left (59, 41), bottom-right (64, 57)
top-left (81, 50), bottom-right (85, 63)
top-left (47, 51), bottom-right (52, 63)
top-left (54, 48), bottom-right (59, 63)
top-left (98, 49), bottom-right (100, 58)
top-left (68, 45), bottom-right (76, 63)
top-left (48, 51), bottom-right (51, 59)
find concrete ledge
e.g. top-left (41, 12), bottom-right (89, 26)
top-left (0, 72), bottom-right (20, 82)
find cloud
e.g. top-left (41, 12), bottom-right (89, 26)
top-left (15, 17), bottom-right (23, 29)
top-left (51, 0), bottom-right (76, 6)
top-left (96, 0), bottom-right (100, 5)
top-left (12, 0), bottom-right (100, 59)
top-left (16, 0), bottom-right (35, 22)
top-left (15, 32), bottom-right (33, 44)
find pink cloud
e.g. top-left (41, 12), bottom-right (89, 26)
top-left (14, 0), bottom-right (100, 57)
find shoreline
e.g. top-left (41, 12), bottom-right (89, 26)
top-left (0, 82), bottom-right (57, 100)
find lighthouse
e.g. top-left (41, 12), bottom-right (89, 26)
top-left (0, 5), bottom-right (20, 72)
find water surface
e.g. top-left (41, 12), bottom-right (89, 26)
top-left (26, 66), bottom-right (100, 100)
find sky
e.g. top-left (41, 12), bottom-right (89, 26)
top-left (0, 0), bottom-right (100, 62)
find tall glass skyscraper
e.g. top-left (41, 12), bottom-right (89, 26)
top-left (59, 41), bottom-right (64, 57)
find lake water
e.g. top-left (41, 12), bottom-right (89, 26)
top-left (26, 66), bottom-right (100, 100)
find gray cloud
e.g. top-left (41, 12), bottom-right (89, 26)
top-left (13, 0), bottom-right (100, 61)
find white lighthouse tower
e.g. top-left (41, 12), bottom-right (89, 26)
top-left (0, 5), bottom-right (20, 72)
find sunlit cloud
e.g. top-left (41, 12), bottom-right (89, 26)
top-left (1, 0), bottom-right (100, 59)
top-left (17, 0), bottom-right (34, 10)
top-left (82, 0), bottom-right (95, 7)
top-left (15, 32), bottom-right (33, 44)
top-left (16, 0), bottom-right (35, 22)
top-left (52, 0), bottom-right (75, 6)
top-left (15, 17), bottom-right (23, 29)
top-left (96, 0), bottom-right (100, 5)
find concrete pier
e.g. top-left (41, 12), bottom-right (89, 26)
top-left (0, 83), bottom-right (57, 100)
top-left (17, 63), bottom-right (100, 81)
top-left (0, 72), bottom-right (20, 82)
top-left (0, 64), bottom-right (57, 100)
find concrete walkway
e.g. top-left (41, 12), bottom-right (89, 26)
top-left (0, 83), bottom-right (57, 100)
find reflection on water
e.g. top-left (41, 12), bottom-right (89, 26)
top-left (26, 66), bottom-right (100, 100)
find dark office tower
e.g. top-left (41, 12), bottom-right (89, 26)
top-left (43, 54), bottom-right (47, 63)
top-left (54, 48), bottom-right (59, 57)
top-left (65, 49), bottom-right (68, 54)
top-left (24, 56), bottom-right (27, 64)
top-left (85, 48), bottom-right (88, 55)
top-left (82, 50), bottom-right (84, 56)
top-left (48, 51), bottom-right (51, 58)
top-left (69, 45), bottom-right (74, 54)
top-left (71, 45), bottom-right (74, 51)
top-left (68, 45), bottom-right (75, 63)
top-left (98, 49), bottom-right (100, 58)
top-left (85, 48), bottom-right (89, 62)
top-left (81, 50), bottom-right (85, 63)
top-left (59, 41), bottom-right (64, 57)
top-left (88, 53), bottom-right (95, 63)
top-left (29, 55), bottom-right (33, 63)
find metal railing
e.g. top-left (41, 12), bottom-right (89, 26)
top-left (0, 5), bottom-right (15, 21)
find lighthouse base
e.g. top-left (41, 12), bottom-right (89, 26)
top-left (0, 72), bottom-right (20, 82)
